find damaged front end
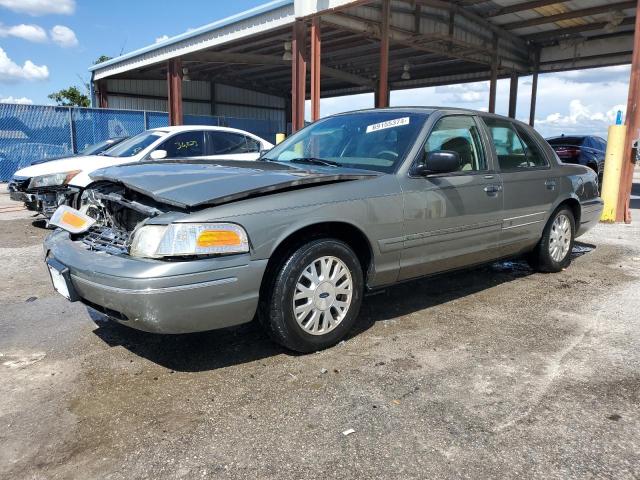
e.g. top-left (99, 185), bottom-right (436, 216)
top-left (73, 183), bottom-right (173, 256)
top-left (8, 177), bottom-right (75, 217)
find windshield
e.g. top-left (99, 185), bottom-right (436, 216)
top-left (79, 138), bottom-right (122, 156)
top-left (103, 131), bottom-right (163, 157)
top-left (263, 112), bottom-right (428, 173)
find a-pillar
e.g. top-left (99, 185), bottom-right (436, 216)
top-left (167, 58), bottom-right (183, 126)
top-left (291, 20), bottom-right (307, 132)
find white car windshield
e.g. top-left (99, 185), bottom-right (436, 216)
top-left (103, 131), bottom-right (163, 157)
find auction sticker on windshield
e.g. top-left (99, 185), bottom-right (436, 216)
top-left (366, 117), bottom-right (410, 133)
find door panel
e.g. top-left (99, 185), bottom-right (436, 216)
top-left (398, 115), bottom-right (503, 280)
top-left (481, 117), bottom-right (559, 256)
top-left (399, 174), bottom-right (503, 280)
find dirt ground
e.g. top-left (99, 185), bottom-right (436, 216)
top-left (0, 179), bottom-right (639, 480)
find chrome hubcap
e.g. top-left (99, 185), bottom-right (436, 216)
top-left (549, 214), bottom-right (571, 262)
top-left (293, 256), bottom-right (353, 335)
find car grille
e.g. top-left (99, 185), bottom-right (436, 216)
top-left (80, 225), bottom-right (131, 255)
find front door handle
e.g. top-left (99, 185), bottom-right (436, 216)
top-left (484, 184), bottom-right (502, 195)
top-left (545, 179), bottom-right (557, 190)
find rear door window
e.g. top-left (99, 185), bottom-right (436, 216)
top-left (207, 131), bottom-right (251, 155)
top-left (482, 117), bottom-right (548, 170)
top-left (160, 131), bottom-right (205, 158)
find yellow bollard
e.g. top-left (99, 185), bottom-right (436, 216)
top-left (275, 133), bottom-right (286, 144)
top-left (600, 125), bottom-right (627, 222)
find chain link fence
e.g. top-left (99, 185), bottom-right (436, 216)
top-left (0, 104), bottom-right (283, 180)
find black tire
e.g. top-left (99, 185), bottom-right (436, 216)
top-left (259, 238), bottom-right (364, 353)
top-left (527, 207), bottom-right (575, 273)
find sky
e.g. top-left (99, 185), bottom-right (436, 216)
top-left (0, 0), bottom-right (631, 139)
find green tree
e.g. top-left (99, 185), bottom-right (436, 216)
top-left (93, 55), bottom-right (112, 65)
top-left (47, 86), bottom-right (91, 107)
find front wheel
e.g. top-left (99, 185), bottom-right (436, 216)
top-left (527, 207), bottom-right (575, 273)
top-left (259, 239), bottom-right (364, 352)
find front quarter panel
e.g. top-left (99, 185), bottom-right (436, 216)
top-left (182, 174), bottom-right (405, 287)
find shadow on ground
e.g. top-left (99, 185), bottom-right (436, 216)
top-left (91, 242), bottom-right (596, 372)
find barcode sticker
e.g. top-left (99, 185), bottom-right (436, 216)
top-left (366, 117), bottom-right (410, 133)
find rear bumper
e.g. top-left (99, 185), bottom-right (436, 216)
top-left (576, 198), bottom-right (603, 237)
top-left (44, 230), bottom-right (268, 334)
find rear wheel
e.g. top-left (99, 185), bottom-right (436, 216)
top-left (259, 239), bottom-right (364, 352)
top-left (527, 207), bottom-right (575, 273)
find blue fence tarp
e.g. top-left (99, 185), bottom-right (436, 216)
top-left (0, 103), bottom-right (282, 181)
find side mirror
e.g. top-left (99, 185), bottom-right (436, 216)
top-left (259, 148), bottom-right (271, 157)
top-left (414, 150), bottom-right (461, 176)
top-left (149, 149), bottom-right (167, 160)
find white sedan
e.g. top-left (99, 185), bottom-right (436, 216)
top-left (9, 126), bottom-right (273, 217)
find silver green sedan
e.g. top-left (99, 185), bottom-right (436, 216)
top-left (43, 108), bottom-right (603, 352)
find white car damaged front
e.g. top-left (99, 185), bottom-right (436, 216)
top-left (8, 126), bottom-right (273, 219)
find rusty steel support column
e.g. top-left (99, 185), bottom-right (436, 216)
top-left (508, 71), bottom-right (518, 119)
top-left (310, 17), bottom-right (321, 122)
top-left (529, 50), bottom-right (540, 127)
top-left (167, 58), bottom-right (183, 126)
top-left (488, 36), bottom-right (498, 114)
top-left (291, 20), bottom-right (307, 132)
top-left (617, 5), bottom-right (640, 223)
top-left (377, 0), bottom-right (390, 108)
top-left (96, 81), bottom-right (108, 109)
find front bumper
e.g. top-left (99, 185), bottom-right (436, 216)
top-left (8, 178), bottom-right (76, 216)
top-left (44, 229), bottom-right (268, 334)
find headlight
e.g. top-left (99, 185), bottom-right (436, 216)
top-left (28, 170), bottom-right (80, 189)
top-left (129, 223), bottom-right (249, 258)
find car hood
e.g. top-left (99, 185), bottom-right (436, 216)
top-left (15, 154), bottom-right (127, 178)
top-left (90, 160), bottom-right (379, 209)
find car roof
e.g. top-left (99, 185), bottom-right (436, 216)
top-left (148, 125), bottom-right (265, 138)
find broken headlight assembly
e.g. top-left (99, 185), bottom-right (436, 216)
top-left (129, 223), bottom-right (249, 259)
top-left (28, 170), bottom-right (81, 189)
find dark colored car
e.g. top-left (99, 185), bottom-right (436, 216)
top-left (44, 108), bottom-right (603, 352)
top-left (546, 135), bottom-right (606, 184)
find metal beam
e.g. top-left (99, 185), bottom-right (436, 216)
top-left (503, 1), bottom-right (637, 30)
top-left (167, 58), bottom-right (183, 126)
top-left (311, 17), bottom-right (321, 121)
top-left (617, 2), bottom-right (640, 222)
top-left (377, 0), bottom-right (390, 107)
top-left (291, 20), bottom-right (306, 132)
top-left (415, 0), bottom-right (529, 51)
top-left (487, 0), bottom-right (570, 17)
top-left (508, 72), bottom-right (518, 119)
top-left (524, 17), bottom-right (636, 43)
top-left (529, 49), bottom-right (540, 126)
top-left (489, 36), bottom-right (497, 113)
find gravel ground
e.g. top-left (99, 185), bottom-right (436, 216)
top-left (0, 179), bottom-right (639, 480)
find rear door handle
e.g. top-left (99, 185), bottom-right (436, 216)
top-left (545, 180), bottom-right (557, 190)
top-left (484, 184), bottom-right (502, 194)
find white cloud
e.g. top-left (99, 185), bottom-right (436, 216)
top-left (50, 25), bottom-right (77, 47)
top-left (0, 47), bottom-right (49, 82)
top-left (0, 23), bottom-right (47, 42)
top-left (0, 0), bottom-right (75, 16)
top-left (536, 100), bottom-right (626, 136)
top-left (155, 34), bottom-right (169, 44)
top-left (0, 95), bottom-right (33, 104)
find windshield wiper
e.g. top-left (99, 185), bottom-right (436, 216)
top-left (289, 157), bottom-right (342, 167)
